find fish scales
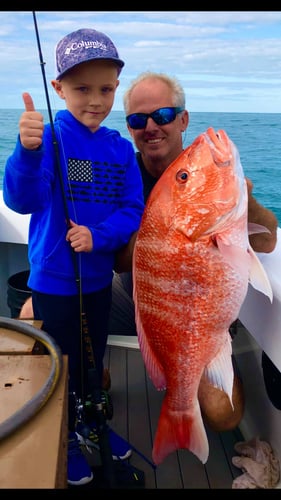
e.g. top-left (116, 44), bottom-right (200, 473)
top-left (133, 127), bottom-right (272, 466)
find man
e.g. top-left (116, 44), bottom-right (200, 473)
top-left (111, 71), bottom-right (278, 431)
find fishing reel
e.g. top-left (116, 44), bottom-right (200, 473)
top-left (83, 389), bottom-right (114, 422)
top-left (75, 388), bottom-right (114, 425)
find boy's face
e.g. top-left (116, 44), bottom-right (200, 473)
top-left (51, 59), bottom-right (119, 132)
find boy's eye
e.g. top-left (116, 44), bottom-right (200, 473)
top-left (78, 86), bottom-right (88, 93)
top-left (102, 86), bottom-right (113, 94)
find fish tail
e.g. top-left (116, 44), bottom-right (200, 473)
top-left (152, 398), bottom-right (209, 465)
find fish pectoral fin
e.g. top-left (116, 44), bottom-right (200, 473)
top-left (216, 236), bottom-right (251, 277)
top-left (216, 236), bottom-right (273, 303)
top-left (248, 245), bottom-right (273, 302)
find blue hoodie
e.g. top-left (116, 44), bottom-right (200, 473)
top-left (3, 109), bottom-right (144, 295)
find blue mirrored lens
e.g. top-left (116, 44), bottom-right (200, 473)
top-left (126, 107), bottom-right (184, 129)
top-left (153, 107), bottom-right (176, 124)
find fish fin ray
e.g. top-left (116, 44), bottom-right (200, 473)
top-left (248, 222), bottom-right (271, 235)
top-left (203, 334), bottom-right (234, 407)
top-left (247, 245), bottom-right (273, 302)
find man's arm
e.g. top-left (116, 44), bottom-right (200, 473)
top-left (247, 178), bottom-right (278, 253)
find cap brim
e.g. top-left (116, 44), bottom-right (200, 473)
top-left (56, 56), bottom-right (124, 80)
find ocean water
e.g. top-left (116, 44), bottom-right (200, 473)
top-left (1, 109), bottom-right (281, 224)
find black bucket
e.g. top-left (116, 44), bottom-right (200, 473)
top-left (7, 270), bottom-right (31, 318)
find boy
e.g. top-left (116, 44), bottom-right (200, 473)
top-left (3, 28), bottom-right (144, 486)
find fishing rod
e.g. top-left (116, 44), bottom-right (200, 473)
top-left (32, 9), bottom-right (88, 405)
top-left (32, 11), bottom-right (116, 487)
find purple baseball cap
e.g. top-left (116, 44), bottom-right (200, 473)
top-left (55, 28), bottom-right (125, 79)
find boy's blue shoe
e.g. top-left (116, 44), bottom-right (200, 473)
top-left (76, 422), bottom-right (132, 461)
top-left (68, 431), bottom-right (94, 486)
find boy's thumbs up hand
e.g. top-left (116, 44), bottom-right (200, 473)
top-left (20, 92), bottom-right (44, 150)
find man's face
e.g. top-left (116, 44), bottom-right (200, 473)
top-left (126, 78), bottom-right (188, 175)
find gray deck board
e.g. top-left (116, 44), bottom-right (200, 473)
top-left (102, 344), bottom-right (243, 489)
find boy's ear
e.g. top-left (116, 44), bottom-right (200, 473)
top-left (51, 79), bottom-right (65, 99)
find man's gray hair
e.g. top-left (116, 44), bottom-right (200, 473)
top-left (123, 71), bottom-right (185, 115)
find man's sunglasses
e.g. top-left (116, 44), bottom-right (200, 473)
top-left (126, 106), bottom-right (185, 130)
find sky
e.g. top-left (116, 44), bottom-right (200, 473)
top-left (1, 10), bottom-right (281, 113)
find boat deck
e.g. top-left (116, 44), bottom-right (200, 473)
top-left (82, 338), bottom-right (244, 489)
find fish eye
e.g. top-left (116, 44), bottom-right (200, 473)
top-left (176, 169), bottom-right (188, 183)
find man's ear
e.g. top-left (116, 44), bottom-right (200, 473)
top-left (181, 110), bottom-right (189, 132)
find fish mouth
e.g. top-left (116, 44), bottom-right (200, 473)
top-left (204, 129), bottom-right (233, 168)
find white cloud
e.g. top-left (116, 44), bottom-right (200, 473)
top-left (0, 11), bottom-right (281, 112)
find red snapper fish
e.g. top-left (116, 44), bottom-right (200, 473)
top-left (132, 127), bottom-right (272, 465)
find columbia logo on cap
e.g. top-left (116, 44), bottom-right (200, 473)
top-left (65, 40), bottom-right (108, 55)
